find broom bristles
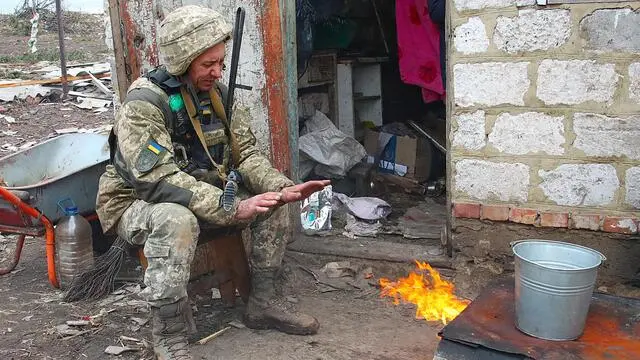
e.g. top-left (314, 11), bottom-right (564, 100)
top-left (63, 237), bottom-right (129, 302)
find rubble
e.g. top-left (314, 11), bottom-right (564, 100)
top-left (0, 62), bottom-right (112, 104)
top-left (0, 114), bottom-right (15, 123)
top-left (104, 345), bottom-right (140, 355)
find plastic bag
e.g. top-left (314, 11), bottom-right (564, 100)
top-left (300, 185), bottom-right (333, 235)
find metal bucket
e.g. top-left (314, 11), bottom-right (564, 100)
top-left (511, 239), bottom-right (606, 341)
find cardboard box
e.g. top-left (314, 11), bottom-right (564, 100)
top-left (363, 128), bottom-right (432, 181)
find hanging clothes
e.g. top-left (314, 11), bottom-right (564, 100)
top-left (395, 0), bottom-right (445, 103)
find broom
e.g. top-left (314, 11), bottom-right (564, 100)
top-left (63, 236), bottom-right (129, 302)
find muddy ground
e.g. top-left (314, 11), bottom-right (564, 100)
top-left (0, 235), bottom-right (446, 360)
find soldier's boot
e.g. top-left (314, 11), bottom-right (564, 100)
top-left (243, 269), bottom-right (319, 335)
top-left (151, 297), bottom-right (195, 360)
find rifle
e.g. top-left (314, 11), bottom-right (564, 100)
top-left (225, 7), bottom-right (248, 121)
top-left (220, 7), bottom-right (250, 212)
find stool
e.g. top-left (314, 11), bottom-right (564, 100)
top-left (138, 228), bottom-right (251, 306)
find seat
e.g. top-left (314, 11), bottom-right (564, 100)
top-left (137, 227), bottom-right (251, 306)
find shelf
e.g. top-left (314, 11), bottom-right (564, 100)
top-left (354, 95), bottom-right (381, 101)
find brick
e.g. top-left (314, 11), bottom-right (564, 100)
top-left (454, 17), bottom-right (489, 54)
top-left (573, 113), bottom-right (640, 160)
top-left (602, 216), bottom-right (638, 234)
top-left (481, 205), bottom-right (510, 221)
top-left (488, 112), bottom-right (565, 155)
top-left (540, 212), bottom-right (569, 228)
top-left (453, 111), bottom-right (486, 151)
top-left (537, 60), bottom-right (618, 105)
top-left (453, 203), bottom-right (481, 219)
top-left (509, 208), bottom-right (538, 225)
top-left (538, 164), bottom-right (619, 206)
top-left (580, 9), bottom-right (640, 53)
top-left (630, 63), bottom-right (640, 103)
top-left (454, 62), bottom-right (530, 107)
top-left (626, 167), bottom-right (640, 209)
top-left (494, 10), bottom-right (571, 54)
top-left (455, 159), bottom-right (530, 202)
top-left (571, 214), bottom-right (601, 231)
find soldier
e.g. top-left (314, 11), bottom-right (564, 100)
top-left (95, 5), bottom-right (329, 359)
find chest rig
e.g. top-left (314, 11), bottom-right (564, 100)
top-left (122, 67), bottom-right (242, 211)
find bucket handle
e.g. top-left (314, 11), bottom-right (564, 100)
top-left (510, 240), bottom-right (607, 261)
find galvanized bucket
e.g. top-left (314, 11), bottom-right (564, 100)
top-left (511, 239), bottom-right (606, 341)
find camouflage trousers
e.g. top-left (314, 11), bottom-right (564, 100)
top-left (116, 191), bottom-right (290, 307)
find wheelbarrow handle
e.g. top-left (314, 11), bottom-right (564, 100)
top-left (0, 186), bottom-right (59, 288)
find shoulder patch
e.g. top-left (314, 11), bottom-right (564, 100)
top-left (135, 139), bottom-right (166, 173)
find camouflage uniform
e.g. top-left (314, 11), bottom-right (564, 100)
top-left (97, 74), bottom-right (294, 306)
top-left (95, 5), bottom-right (317, 360)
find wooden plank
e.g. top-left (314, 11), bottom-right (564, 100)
top-left (336, 63), bottom-right (354, 137)
top-left (107, 0), bottom-right (130, 101)
top-left (287, 235), bottom-right (452, 268)
top-left (261, 0), bottom-right (291, 177)
top-left (0, 73), bottom-right (111, 88)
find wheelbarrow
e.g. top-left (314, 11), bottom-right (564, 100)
top-left (0, 133), bottom-right (110, 288)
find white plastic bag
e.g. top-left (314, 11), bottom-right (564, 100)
top-left (300, 185), bottom-right (333, 235)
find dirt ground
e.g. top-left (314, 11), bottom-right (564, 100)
top-left (0, 234), bottom-right (444, 360)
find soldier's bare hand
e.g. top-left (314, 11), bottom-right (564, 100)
top-left (280, 180), bottom-right (331, 204)
top-left (235, 192), bottom-right (282, 220)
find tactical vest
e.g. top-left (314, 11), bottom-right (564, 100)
top-left (114, 67), bottom-right (229, 176)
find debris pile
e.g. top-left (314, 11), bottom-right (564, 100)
top-left (0, 61), bottom-right (113, 154)
top-left (0, 61), bottom-right (113, 108)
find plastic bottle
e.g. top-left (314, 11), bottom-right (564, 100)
top-left (54, 198), bottom-right (94, 289)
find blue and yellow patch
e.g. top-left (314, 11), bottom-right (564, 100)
top-left (135, 138), bottom-right (166, 173)
top-left (146, 141), bottom-right (163, 155)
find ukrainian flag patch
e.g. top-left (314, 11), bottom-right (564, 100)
top-left (135, 138), bottom-right (166, 173)
top-left (147, 141), bottom-right (163, 155)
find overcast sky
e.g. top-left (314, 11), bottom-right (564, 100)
top-left (0, 0), bottom-right (104, 14)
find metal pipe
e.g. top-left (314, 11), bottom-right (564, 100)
top-left (407, 120), bottom-right (447, 154)
top-left (0, 186), bottom-right (58, 288)
top-left (55, 0), bottom-right (69, 98)
top-left (0, 235), bottom-right (26, 275)
top-left (370, 0), bottom-right (389, 54)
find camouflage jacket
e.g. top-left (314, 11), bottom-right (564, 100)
top-left (96, 76), bottom-right (294, 233)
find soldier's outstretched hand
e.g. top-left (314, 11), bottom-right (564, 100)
top-left (280, 180), bottom-right (331, 204)
top-left (235, 192), bottom-right (282, 220)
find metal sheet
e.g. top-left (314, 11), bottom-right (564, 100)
top-left (0, 134), bottom-right (109, 223)
top-left (439, 278), bottom-right (640, 360)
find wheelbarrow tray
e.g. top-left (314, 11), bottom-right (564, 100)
top-left (0, 133), bottom-right (109, 224)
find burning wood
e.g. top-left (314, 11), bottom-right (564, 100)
top-left (379, 261), bottom-right (470, 325)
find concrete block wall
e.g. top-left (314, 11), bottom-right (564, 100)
top-left (448, 2), bottom-right (640, 234)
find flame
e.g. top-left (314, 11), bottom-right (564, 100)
top-left (379, 261), bottom-right (470, 325)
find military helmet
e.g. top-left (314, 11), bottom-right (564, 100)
top-left (158, 5), bottom-right (232, 75)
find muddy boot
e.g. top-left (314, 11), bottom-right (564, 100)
top-left (151, 298), bottom-right (194, 360)
top-left (243, 269), bottom-right (319, 335)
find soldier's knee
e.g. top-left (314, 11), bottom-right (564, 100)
top-left (149, 203), bottom-right (200, 240)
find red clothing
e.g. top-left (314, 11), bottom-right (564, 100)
top-left (396, 0), bottom-right (445, 102)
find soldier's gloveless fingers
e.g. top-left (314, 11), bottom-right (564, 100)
top-left (257, 199), bottom-right (279, 207)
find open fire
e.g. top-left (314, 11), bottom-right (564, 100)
top-left (379, 261), bottom-right (470, 325)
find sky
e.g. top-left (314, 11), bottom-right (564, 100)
top-left (0, 0), bottom-right (105, 14)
